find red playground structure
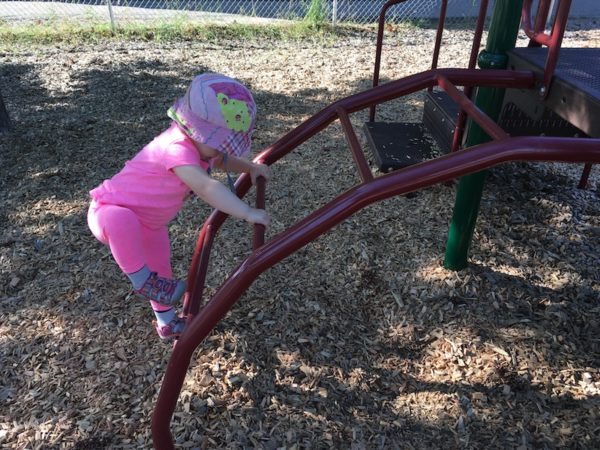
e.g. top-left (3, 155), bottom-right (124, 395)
top-left (152, 1), bottom-right (600, 447)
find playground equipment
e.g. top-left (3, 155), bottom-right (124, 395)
top-left (151, 1), bottom-right (600, 447)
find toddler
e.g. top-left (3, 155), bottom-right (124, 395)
top-left (88, 73), bottom-right (271, 340)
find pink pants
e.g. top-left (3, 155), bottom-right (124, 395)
top-left (87, 200), bottom-right (173, 311)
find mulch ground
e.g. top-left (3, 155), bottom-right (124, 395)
top-left (1, 22), bottom-right (600, 450)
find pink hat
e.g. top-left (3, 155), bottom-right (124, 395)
top-left (167, 73), bottom-right (256, 158)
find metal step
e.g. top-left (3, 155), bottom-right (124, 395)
top-left (364, 89), bottom-right (453, 172)
top-left (363, 122), bottom-right (438, 172)
top-left (423, 88), bottom-right (459, 154)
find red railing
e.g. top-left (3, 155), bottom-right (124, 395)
top-left (150, 67), bottom-right (600, 449)
top-left (179, 67), bottom-right (532, 324)
top-left (368, 0), bottom-right (490, 126)
top-left (154, 134), bottom-right (600, 449)
top-left (522, 0), bottom-right (572, 98)
top-left (521, 0), bottom-right (593, 187)
top-left (147, 5), bottom-right (597, 447)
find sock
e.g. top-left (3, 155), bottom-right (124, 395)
top-left (154, 307), bottom-right (176, 327)
top-left (127, 265), bottom-right (152, 290)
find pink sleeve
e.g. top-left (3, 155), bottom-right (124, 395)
top-left (163, 141), bottom-right (208, 171)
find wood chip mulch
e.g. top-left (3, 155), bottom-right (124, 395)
top-left (1, 23), bottom-right (600, 449)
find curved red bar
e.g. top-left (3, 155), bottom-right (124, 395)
top-left (153, 67), bottom-right (550, 449)
top-left (522, 0), bottom-right (554, 46)
top-left (154, 133), bottom-right (600, 448)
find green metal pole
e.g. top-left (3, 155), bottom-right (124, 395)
top-left (443, 0), bottom-right (523, 270)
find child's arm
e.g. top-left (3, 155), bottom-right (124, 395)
top-left (173, 165), bottom-right (270, 226)
top-left (213, 154), bottom-right (271, 185)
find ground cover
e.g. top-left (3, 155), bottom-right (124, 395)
top-left (1, 23), bottom-right (600, 449)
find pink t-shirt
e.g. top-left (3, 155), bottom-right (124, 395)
top-left (90, 122), bottom-right (209, 228)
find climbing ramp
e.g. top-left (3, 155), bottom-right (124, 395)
top-left (151, 1), bottom-right (600, 448)
top-left (151, 72), bottom-right (600, 449)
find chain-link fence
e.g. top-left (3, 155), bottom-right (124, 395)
top-left (0, 0), bottom-right (486, 27)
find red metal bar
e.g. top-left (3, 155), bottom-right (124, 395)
top-left (430, 0), bottom-right (449, 73)
top-left (521, 0), bottom-right (572, 97)
top-left (336, 106), bottom-right (374, 183)
top-left (541, 0), bottom-right (571, 97)
top-left (527, 0), bottom-right (552, 48)
top-left (436, 75), bottom-right (509, 141)
top-left (468, 0), bottom-right (488, 71)
top-left (369, 0), bottom-right (412, 122)
top-left (578, 163), bottom-right (593, 189)
top-left (451, 0), bottom-right (490, 152)
top-left (253, 177), bottom-right (266, 250)
top-left (182, 224), bottom-right (215, 319)
top-left (152, 135), bottom-right (600, 449)
top-left (522, 0), bottom-right (553, 46)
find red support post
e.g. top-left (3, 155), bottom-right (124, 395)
top-left (436, 75), bottom-right (509, 141)
top-left (336, 106), bottom-right (374, 183)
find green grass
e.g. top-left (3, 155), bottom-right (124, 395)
top-left (0, 17), bottom-right (350, 48)
top-left (304, 0), bottom-right (328, 27)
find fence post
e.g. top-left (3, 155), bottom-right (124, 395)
top-left (107, 0), bottom-right (116, 31)
top-left (332, 0), bottom-right (338, 27)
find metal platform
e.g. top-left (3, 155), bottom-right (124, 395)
top-left (506, 47), bottom-right (600, 137)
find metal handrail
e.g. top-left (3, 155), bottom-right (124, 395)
top-left (521, 0), bottom-right (572, 97)
top-left (154, 135), bottom-right (600, 450)
top-left (152, 67), bottom-right (543, 449)
top-left (181, 67), bottom-right (533, 331)
top-left (369, 0), bottom-right (448, 122)
top-left (436, 74), bottom-right (509, 141)
top-left (451, 0), bottom-right (490, 151)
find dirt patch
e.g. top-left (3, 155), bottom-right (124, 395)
top-left (1, 24), bottom-right (600, 449)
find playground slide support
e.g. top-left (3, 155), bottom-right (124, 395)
top-left (152, 136), bottom-right (600, 449)
top-left (443, 0), bottom-right (524, 271)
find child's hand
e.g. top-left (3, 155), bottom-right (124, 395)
top-left (250, 163), bottom-right (271, 185)
top-left (245, 208), bottom-right (271, 227)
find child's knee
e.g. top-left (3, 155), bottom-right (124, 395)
top-left (92, 203), bottom-right (140, 242)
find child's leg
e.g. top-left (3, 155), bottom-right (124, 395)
top-left (87, 201), bottom-right (146, 273)
top-left (87, 201), bottom-right (184, 305)
top-left (140, 223), bottom-right (186, 338)
top-left (139, 224), bottom-right (175, 312)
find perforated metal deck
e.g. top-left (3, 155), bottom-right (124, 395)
top-left (507, 47), bottom-right (600, 137)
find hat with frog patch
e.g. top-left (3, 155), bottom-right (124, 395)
top-left (168, 73), bottom-right (256, 157)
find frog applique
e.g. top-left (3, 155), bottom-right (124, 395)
top-left (216, 93), bottom-right (252, 133)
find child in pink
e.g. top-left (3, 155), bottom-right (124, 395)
top-left (88, 73), bottom-right (271, 340)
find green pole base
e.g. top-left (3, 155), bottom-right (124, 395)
top-left (443, 171), bottom-right (487, 271)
